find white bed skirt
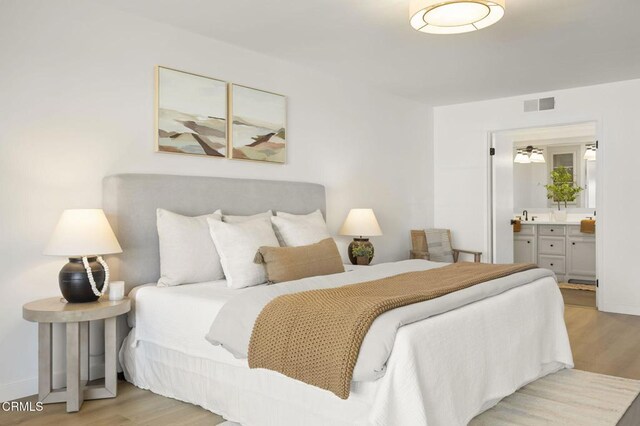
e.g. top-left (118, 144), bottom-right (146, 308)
top-left (120, 278), bottom-right (573, 426)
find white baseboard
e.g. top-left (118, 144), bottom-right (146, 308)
top-left (599, 302), bottom-right (640, 316)
top-left (0, 377), bottom-right (38, 403)
top-left (0, 362), bottom-right (105, 402)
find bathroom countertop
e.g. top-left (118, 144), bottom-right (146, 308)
top-left (515, 220), bottom-right (588, 225)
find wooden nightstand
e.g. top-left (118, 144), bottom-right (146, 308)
top-left (23, 297), bottom-right (131, 412)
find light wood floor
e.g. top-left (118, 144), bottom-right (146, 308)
top-left (561, 287), bottom-right (597, 308)
top-left (2, 381), bottom-right (225, 425)
top-left (5, 296), bottom-right (640, 425)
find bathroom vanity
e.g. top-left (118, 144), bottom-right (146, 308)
top-left (514, 222), bottom-right (596, 283)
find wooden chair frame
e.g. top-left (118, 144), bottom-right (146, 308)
top-left (410, 229), bottom-right (482, 263)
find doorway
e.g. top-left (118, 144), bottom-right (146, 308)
top-left (489, 122), bottom-right (599, 306)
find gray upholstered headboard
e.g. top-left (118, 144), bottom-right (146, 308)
top-left (103, 174), bottom-right (326, 290)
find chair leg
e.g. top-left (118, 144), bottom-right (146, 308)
top-left (452, 252), bottom-right (459, 263)
top-left (474, 253), bottom-right (481, 263)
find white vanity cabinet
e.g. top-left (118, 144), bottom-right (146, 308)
top-left (513, 225), bottom-right (537, 264)
top-left (566, 226), bottom-right (596, 280)
top-left (513, 223), bottom-right (596, 283)
top-left (537, 255), bottom-right (566, 282)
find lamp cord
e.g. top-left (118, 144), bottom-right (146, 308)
top-left (82, 256), bottom-right (110, 297)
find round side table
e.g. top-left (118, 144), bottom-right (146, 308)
top-left (23, 297), bottom-right (131, 413)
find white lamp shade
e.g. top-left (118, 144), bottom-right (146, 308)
top-left (529, 151), bottom-right (546, 163)
top-left (44, 209), bottom-right (122, 257)
top-left (584, 148), bottom-right (596, 161)
top-left (339, 209), bottom-right (383, 237)
top-left (514, 152), bottom-right (530, 163)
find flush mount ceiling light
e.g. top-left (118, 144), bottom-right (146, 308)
top-left (410, 0), bottom-right (505, 34)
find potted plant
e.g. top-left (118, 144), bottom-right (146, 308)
top-left (544, 165), bottom-right (583, 222)
top-left (351, 244), bottom-right (374, 266)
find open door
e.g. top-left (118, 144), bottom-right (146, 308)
top-left (491, 132), bottom-right (515, 264)
top-left (490, 122), bottom-right (599, 308)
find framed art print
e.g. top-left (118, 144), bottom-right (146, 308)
top-left (229, 84), bottom-right (286, 163)
top-left (156, 66), bottom-right (227, 157)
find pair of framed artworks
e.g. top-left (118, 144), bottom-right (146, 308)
top-left (155, 66), bottom-right (286, 164)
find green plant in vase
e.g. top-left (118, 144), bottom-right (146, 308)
top-left (351, 243), bottom-right (374, 265)
top-left (544, 166), bottom-right (583, 218)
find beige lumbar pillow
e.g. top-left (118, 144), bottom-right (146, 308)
top-left (255, 238), bottom-right (345, 284)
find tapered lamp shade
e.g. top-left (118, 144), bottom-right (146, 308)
top-left (44, 209), bottom-right (122, 257)
top-left (584, 147), bottom-right (596, 161)
top-left (339, 209), bottom-right (383, 237)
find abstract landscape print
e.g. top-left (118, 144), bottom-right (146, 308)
top-left (230, 84), bottom-right (286, 163)
top-left (156, 67), bottom-right (227, 157)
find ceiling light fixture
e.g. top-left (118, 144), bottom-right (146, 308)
top-left (529, 148), bottom-right (546, 163)
top-left (514, 149), bottom-right (531, 164)
top-left (514, 146), bottom-right (545, 164)
top-left (410, 0), bottom-right (505, 34)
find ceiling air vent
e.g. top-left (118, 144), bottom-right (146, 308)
top-left (523, 97), bottom-right (555, 112)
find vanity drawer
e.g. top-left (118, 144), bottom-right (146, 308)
top-left (538, 255), bottom-right (566, 274)
top-left (567, 225), bottom-right (595, 237)
top-left (538, 236), bottom-right (565, 255)
top-left (519, 225), bottom-right (535, 236)
top-left (538, 225), bottom-right (565, 236)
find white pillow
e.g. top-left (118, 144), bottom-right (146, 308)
top-left (215, 209), bottom-right (273, 223)
top-left (271, 209), bottom-right (331, 247)
top-left (276, 210), bottom-right (324, 221)
top-left (156, 209), bottom-right (223, 287)
top-left (207, 217), bottom-right (280, 289)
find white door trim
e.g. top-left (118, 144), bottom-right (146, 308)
top-left (487, 119), bottom-right (602, 310)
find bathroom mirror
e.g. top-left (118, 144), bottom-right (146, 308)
top-left (513, 140), bottom-right (597, 213)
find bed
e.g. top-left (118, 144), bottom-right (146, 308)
top-left (104, 174), bottom-right (573, 426)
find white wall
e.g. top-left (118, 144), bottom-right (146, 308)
top-left (434, 78), bottom-right (640, 316)
top-left (0, 0), bottom-right (433, 400)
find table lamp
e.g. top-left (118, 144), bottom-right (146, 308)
top-left (44, 209), bottom-right (122, 303)
top-left (339, 208), bottom-right (383, 265)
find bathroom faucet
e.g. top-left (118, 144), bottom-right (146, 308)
top-left (522, 210), bottom-right (528, 221)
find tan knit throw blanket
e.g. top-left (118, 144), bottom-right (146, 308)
top-left (248, 262), bottom-right (537, 399)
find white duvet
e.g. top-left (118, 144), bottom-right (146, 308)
top-left (207, 260), bottom-right (564, 382)
top-left (122, 260), bottom-right (574, 426)
top-left (127, 279), bottom-right (253, 364)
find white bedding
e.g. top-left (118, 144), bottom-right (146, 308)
top-left (207, 260), bottom-right (558, 382)
top-left (127, 280), bottom-right (252, 364)
top-left (121, 261), bottom-right (573, 426)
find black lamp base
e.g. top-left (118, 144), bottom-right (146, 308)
top-left (59, 257), bottom-right (104, 303)
top-left (348, 238), bottom-right (375, 266)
